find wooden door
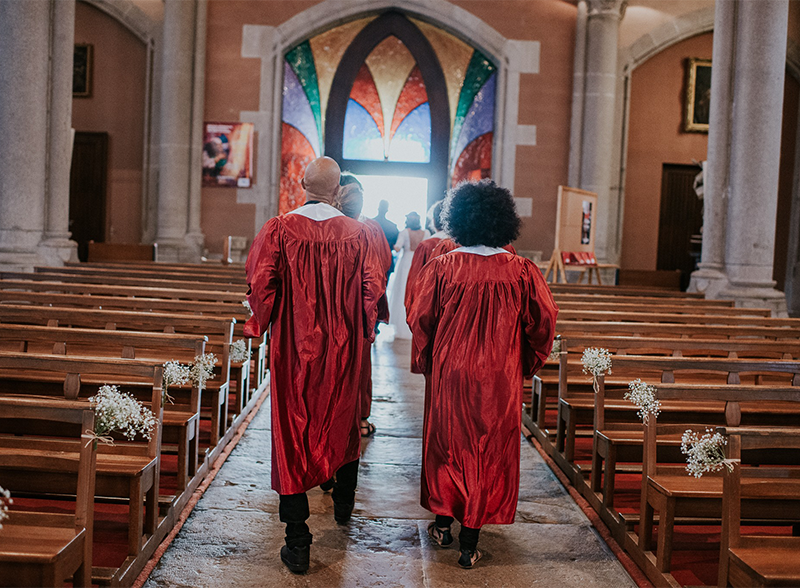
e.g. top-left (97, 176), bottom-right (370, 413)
top-left (656, 163), bottom-right (704, 290)
top-left (69, 132), bottom-right (108, 262)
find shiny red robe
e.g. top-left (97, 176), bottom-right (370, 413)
top-left (408, 250), bottom-right (558, 527)
top-left (430, 238), bottom-right (517, 258)
top-left (359, 217), bottom-right (392, 418)
top-left (404, 234), bottom-right (445, 311)
top-left (244, 206), bottom-right (382, 494)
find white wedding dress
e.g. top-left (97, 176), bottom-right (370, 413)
top-left (388, 228), bottom-right (429, 339)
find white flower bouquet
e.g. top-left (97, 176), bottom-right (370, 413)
top-left (548, 336), bottom-right (561, 362)
top-left (88, 385), bottom-right (156, 444)
top-left (229, 339), bottom-right (250, 363)
top-left (242, 299), bottom-right (253, 316)
top-left (0, 485), bottom-right (11, 530)
top-left (624, 379), bottom-right (661, 423)
top-left (190, 353), bottom-right (217, 388)
top-left (163, 360), bottom-right (191, 404)
top-left (681, 428), bottom-right (734, 478)
top-left (581, 347), bottom-right (612, 393)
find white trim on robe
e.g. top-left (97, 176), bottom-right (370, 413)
top-left (286, 202), bottom-right (344, 221)
top-left (452, 245), bottom-right (509, 256)
top-left (431, 231), bottom-right (448, 240)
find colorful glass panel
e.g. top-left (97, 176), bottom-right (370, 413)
top-left (282, 62), bottom-right (320, 157)
top-left (364, 36), bottom-right (416, 141)
top-left (451, 72), bottom-right (496, 173)
top-left (342, 99), bottom-right (384, 161)
top-left (309, 16), bottom-right (375, 129)
top-left (350, 64), bottom-right (384, 138)
top-left (390, 66), bottom-right (427, 139)
top-left (280, 122), bottom-right (316, 214)
top-left (451, 132), bottom-right (493, 187)
top-left (451, 50), bottom-right (496, 160)
top-left (285, 41), bottom-right (322, 148)
top-left (388, 103), bottom-right (431, 163)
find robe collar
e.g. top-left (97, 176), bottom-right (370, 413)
top-left (286, 201), bottom-right (344, 222)
top-left (431, 230), bottom-right (448, 240)
top-left (452, 245), bottom-right (509, 256)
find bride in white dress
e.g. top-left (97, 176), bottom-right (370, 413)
top-left (388, 211), bottom-right (429, 339)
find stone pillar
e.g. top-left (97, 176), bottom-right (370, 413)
top-left (568, 0), bottom-right (588, 187)
top-left (0, 1), bottom-right (51, 270)
top-left (688, 0), bottom-right (735, 296)
top-left (40, 0), bottom-right (79, 265)
top-left (578, 0), bottom-right (625, 261)
top-left (156, 0), bottom-right (204, 261)
top-left (185, 0), bottom-right (207, 254)
top-left (719, 0), bottom-right (789, 315)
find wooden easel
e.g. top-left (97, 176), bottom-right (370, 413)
top-left (543, 186), bottom-right (600, 284)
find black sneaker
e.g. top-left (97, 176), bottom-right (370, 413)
top-left (333, 501), bottom-right (354, 524)
top-left (319, 477), bottom-right (334, 492)
top-left (457, 548), bottom-right (483, 569)
top-left (427, 522), bottom-right (454, 547)
top-left (280, 544), bottom-right (310, 573)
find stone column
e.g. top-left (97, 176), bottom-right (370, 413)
top-left (568, 0), bottom-right (588, 187)
top-left (0, 0), bottom-right (50, 270)
top-left (185, 0), bottom-right (207, 253)
top-left (719, 0), bottom-right (789, 315)
top-left (578, 0), bottom-right (625, 261)
top-left (156, 0), bottom-right (204, 261)
top-left (689, 0), bottom-right (735, 296)
top-left (40, 0), bottom-right (79, 265)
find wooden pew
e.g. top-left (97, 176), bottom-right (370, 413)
top-left (0, 397), bottom-right (96, 587)
top-left (4, 270), bottom-right (246, 294)
top-left (0, 353), bottom-right (163, 557)
top-left (718, 426), bottom-right (800, 587)
top-left (548, 283), bottom-right (704, 298)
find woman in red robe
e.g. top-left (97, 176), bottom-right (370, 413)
top-left (408, 180), bottom-right (558, 568)
top-left (404, 200), bottom-right (447, 312)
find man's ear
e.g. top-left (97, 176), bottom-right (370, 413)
top-left (301, 177), bottom-right (306, 190)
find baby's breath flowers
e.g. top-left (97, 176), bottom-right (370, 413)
top-left (229, 339), bottom-right (250, 363)
top-left (0, 485), bottom-right (11, 529)
top-left (624, 379), bottom-right (661, 423)
top-left (548, 336), bottom-right (562, 362)
top-left (162, 360), bottom-right (191, 404)
top-left (581, 347), bottom-right (612, 393)
top-left (681, 428), bottom-right (734, 478)
top-left (242, 300), bottom-right (253, 316)
top-left (88, 385), bottom-right (156, 445)
top-left (190, 353), bottom-right (217, 388)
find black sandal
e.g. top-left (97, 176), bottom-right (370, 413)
top-left (360, 421), bottom-right (376, 437)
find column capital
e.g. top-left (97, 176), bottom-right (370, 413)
top-left (587, 0), bottom-right (626, 20)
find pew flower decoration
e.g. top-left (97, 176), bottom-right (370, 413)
top-left (548, 336), bottom-right (562, 362)
top-left (163, 360), bottom-right (191, 405)
top-left (581, 347), bottom-right (612, 393)
top-left (681, 428), bottom-right (735, 478)
top-left (624, 379), bottom-right (661, 423)
top-left (0, 485), bottom-right (11, 530)
top-left (242, 299), bottom-right (253, 317)
top-left (190, 353), bottom-right (217, 388)
top-left (229, 339), bottom-right (250, 363)
top-left (88, 385), bottom-right (156, 446)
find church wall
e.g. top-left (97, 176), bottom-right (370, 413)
top-left (73, 2), bottom-right (146, 245)
top-left (621, 32), bottom-right (712, 271)
top-left (200, 0), bottom-right (575, 256)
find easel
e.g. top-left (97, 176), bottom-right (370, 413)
top-left (543, 186), bottom-right (602, 284)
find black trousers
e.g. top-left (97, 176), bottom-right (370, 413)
top-left (435, 515), bottom-right (481, 552)
top-left (279, 458), bottom-right (360, 548)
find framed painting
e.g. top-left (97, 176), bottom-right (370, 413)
top-left (684, 58), bottom-right (711, 133)
top-left (73, 44), bottom-right (93, 98)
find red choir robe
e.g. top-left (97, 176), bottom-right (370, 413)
top-left (244, 203), bottom-right (382, 494)
top-left (359, 216), bottom-right (392, 419)
top-left (404, 231), bottom-right (448, 311)
top-left (430, 238), bottom-right (517, 258)
top-left (408, 246), bottom-right (558, 528)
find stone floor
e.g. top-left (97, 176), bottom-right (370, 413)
top-left (143, 334), bottom-right (636, 588)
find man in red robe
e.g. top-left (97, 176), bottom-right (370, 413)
top-left (244, 157), bottom-right (382, 573)
top-left (336, 176), bottom-right (392, 437)
top-left (408, 180), bottom-right (558, 568)
top-left (404, 200), bottom-right (447, 313)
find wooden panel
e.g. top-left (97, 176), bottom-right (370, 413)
top-left (69, 132), bottom-right (108, 262)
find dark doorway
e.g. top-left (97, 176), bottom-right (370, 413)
top-left (656, 163), bottom-right (704, 290)
top-left (69, 131), bottom-right (108, 262)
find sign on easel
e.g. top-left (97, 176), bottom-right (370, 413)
top-left (543, 186), bottom-right (600, 283)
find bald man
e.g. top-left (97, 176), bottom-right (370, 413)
top-left (245, 157), bottom-right (382, 573)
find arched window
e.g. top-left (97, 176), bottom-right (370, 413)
top-left (279, 11), bottom-right (497, 215)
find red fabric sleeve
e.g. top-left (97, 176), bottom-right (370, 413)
top-left (521, 260), bottom-right (559, 379)
top-left (361, 226), bottom-right (383, 343)
top-left (407, 259), bottom-right (440, 374)
top-left (243, 217), bottom-right (282, 338)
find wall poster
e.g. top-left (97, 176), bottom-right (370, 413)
top-left (202, 122), bottom-right (254, 188)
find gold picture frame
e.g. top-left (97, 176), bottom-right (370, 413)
top-left (73, 44), bottom-right (93, 98)
top-left (684, 57), bottom-right (711, 133)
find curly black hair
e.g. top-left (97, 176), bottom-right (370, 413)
top-left (442, 180), bottom-right (521, 247)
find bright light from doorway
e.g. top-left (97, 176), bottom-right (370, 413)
top-left (357, 175), bottom-right (429, 229)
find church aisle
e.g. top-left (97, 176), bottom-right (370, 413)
top-left (143, 336), bottom-right (636, 588)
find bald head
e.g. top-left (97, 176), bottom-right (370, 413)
top-left (302, 157), bottom-right (341, 204)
